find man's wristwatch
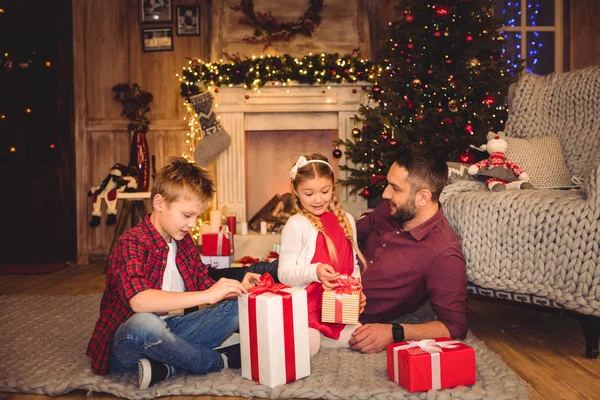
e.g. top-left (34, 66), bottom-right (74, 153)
top-left (392, 323), bottom-right (405, 343)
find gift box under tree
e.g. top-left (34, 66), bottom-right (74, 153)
top-left (238, 273), bottom-right (311, 388)
top-left (387, 338), bottom-right (476, 392)
top-left (201, 228), bottom-right (234, 256)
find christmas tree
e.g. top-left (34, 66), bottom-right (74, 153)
top-left (337, 0), bottom-right (521, 199)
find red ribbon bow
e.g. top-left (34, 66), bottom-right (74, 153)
top-left (331, 274), bottom-right (362, 294)
top-left (247, 273), bottom-right (297, 383)
top-left (237, 255), bottom-right (260, 265)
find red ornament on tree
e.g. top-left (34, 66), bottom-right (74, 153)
top-left (380, 132), bottom-right (389, 140)
top-left (464, 124), bottom-right (474, 134)
top-left (389, 138), bottom-right (398, 146)
top-left (352, 88), bottom-right (357, 93)
top-left (245, 94), bottom-right (250, 99)
top-left (214, 88), bottom-right (219, 93)
top-left (435, 4), bottom-right (450, 16)
top-left (407, 43), bottom-right (414, 49)
top-left (458, 151), bottom-right (475, 164)
top-left (434, 31), bottom-right (442, 37)
top-left (360, 188), bottom-right (371, 198)
top-left (404, 13), bottom-right (414, 23)
top-left (482, 95), bottom-right (496, 106)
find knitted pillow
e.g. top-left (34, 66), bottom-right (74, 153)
top-left (505, 136), bottom-right (574, 188)
top-left (447, 162), bottom-right (477, 184)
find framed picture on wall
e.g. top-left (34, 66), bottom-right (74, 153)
top-left (142, 27), bottom-right (174, 52)
top-left (176, 5), bottom-right (200, 36)
top-left (140, 0), bottom-right (172, 23)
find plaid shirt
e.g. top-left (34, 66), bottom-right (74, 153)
top-left (86, 215), bottom-right (214, 375)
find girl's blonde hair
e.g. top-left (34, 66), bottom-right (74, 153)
top-left (290, 153), bottom-right (367, 272)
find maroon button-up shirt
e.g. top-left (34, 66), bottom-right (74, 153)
top-left (357, 202), bottom-right (468, 339)
top-left (86, 216), bottom-right (214, 375)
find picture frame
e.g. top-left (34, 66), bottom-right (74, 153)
top-left (139, 0), bottom-right (172, 23)
top-left (142, 27), bottom-right (174, 52)
top-left (176, 5), bottom-right (201, 36)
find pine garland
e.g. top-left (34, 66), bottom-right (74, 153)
top-left (179, 53), bottom-right (379, 98)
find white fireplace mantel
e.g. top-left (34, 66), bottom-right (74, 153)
top-left (213, 83), bottom-right (369, 221)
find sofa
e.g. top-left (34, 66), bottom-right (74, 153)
top-left (441, 66), bottom-right (600, 358)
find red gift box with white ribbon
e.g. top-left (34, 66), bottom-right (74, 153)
top-left (387, 338), bottom-right (476, 392)
top-left (238, 273), bottom-right (311, 388)
top-left (201, 227), bottom-right (234, 256)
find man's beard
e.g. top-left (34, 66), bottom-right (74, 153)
top-left (391, 199), bottom-right (417, 226)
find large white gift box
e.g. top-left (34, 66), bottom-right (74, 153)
top-left (238, 275), bottom-right (310, 388)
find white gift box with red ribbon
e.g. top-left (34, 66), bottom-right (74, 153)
top-left (387, 338), bottom-right (476, 392)
top-left (238, 274), bottom-right (310, 388)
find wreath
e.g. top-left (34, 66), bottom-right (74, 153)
top-left (231, 0), bottom-right (324, 49)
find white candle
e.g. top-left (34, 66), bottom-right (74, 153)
top-left (210, 210), bottom-right (222, 232)
top-left (260, 221), bottom-right (267, 235)
top-left (241, 222), bottom-right (248, 235)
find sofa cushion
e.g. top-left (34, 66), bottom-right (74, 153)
top-left (505, 136), bottom-right (574, 188)
top-left (447, 162), bottom-right (478, 184)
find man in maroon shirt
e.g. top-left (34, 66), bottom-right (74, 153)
top-left (349, 147), bottom-right (468, 353)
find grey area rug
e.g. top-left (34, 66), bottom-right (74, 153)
top-left (0, 295), bottom-right (528, 400)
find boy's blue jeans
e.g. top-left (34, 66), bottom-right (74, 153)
top-left (109, 299), bottom-right (238, 376)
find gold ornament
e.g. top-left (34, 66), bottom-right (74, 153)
top-left (448, 100), bottom-right (458, 113)
top-left (412, 78), bottom-right (421, 86)
top-left (415, 113), bottom-right (425, 121)
top-left (468, 58), bottom-right (480, 68)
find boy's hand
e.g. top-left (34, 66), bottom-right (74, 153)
top-left (241, 272), bottom-right (262, 290)
top-left (359, 290), bottom-right (367, 314)
top-left (316, 263), bottom-right (340, 290)
top-left (207, 278), bottom-right (247, 303)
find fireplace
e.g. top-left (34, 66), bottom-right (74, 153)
top-left (213, 84), bottom-right (368, 223)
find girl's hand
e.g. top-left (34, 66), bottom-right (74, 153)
top-left (316, 263), bottom-right (340, 290)
top-left (359, 290), bottom-right (367, 314)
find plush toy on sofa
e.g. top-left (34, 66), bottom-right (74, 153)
top-left (468, 131), bottom-right (534, 191)
top-left (88, 163), bottom-right (138, 227)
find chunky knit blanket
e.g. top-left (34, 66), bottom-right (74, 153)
top-left (442, 66), bottom-right (600, 317)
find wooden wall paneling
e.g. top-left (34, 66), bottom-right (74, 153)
top-left (570, 0), bottom-right (600, 70)
top-left (73, 0), bottom-right (90, 260)
top-left (85, 0), bottom-right (130, 121)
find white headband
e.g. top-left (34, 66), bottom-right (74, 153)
top-left (289, 156), bottom-right (333, 180)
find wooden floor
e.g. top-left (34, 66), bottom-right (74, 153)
top-left (1, 264), bottom-right (599, 400)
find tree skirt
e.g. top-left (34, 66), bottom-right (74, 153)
top-left (0, 295), bottom-right (528, 400)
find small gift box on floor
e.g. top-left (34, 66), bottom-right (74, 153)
top-left (231, 256), bottom-right (260, 268)
top-left (200, 255), bottom-right (234, 269)
top-left (321, 275), bottom-right (361, 325)
top-left (238, 273), bottom-right (310, 388)
top-left (387, 338), bottom-right (476, 393)
top-left (201, 226), bottom-right (234, 256)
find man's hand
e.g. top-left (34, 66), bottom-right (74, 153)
top-left (206, 278), bottom-right (247, 303)
top-left (241, 272), bottom-right (262, 290)
top-left (316, 263), bottom-right (340, 289)
top-left (359, 290), bottom-right (367, 314)
top-left (348, 323), bottom-right (393, 353)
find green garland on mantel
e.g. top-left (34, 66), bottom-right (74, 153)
top-left (179, 53), bottom-right (380, 99)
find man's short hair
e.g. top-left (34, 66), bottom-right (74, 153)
top-left (151, 157), bottom-right (215, 205)
top-left (390, 146), bottom-right (448, 202)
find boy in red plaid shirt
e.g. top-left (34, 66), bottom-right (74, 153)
top-left (87, 157), bottom-right (260, 389)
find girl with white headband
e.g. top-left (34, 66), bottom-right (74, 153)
top-left (278, 153), bottom-right (367, 356)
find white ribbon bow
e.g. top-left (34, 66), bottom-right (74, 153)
top-left (289, 156), bottom-right (309, 180)
top-left (396, 339), bottom-right (459, 353)
top-left (393, 339), bottom-right (460, 390)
